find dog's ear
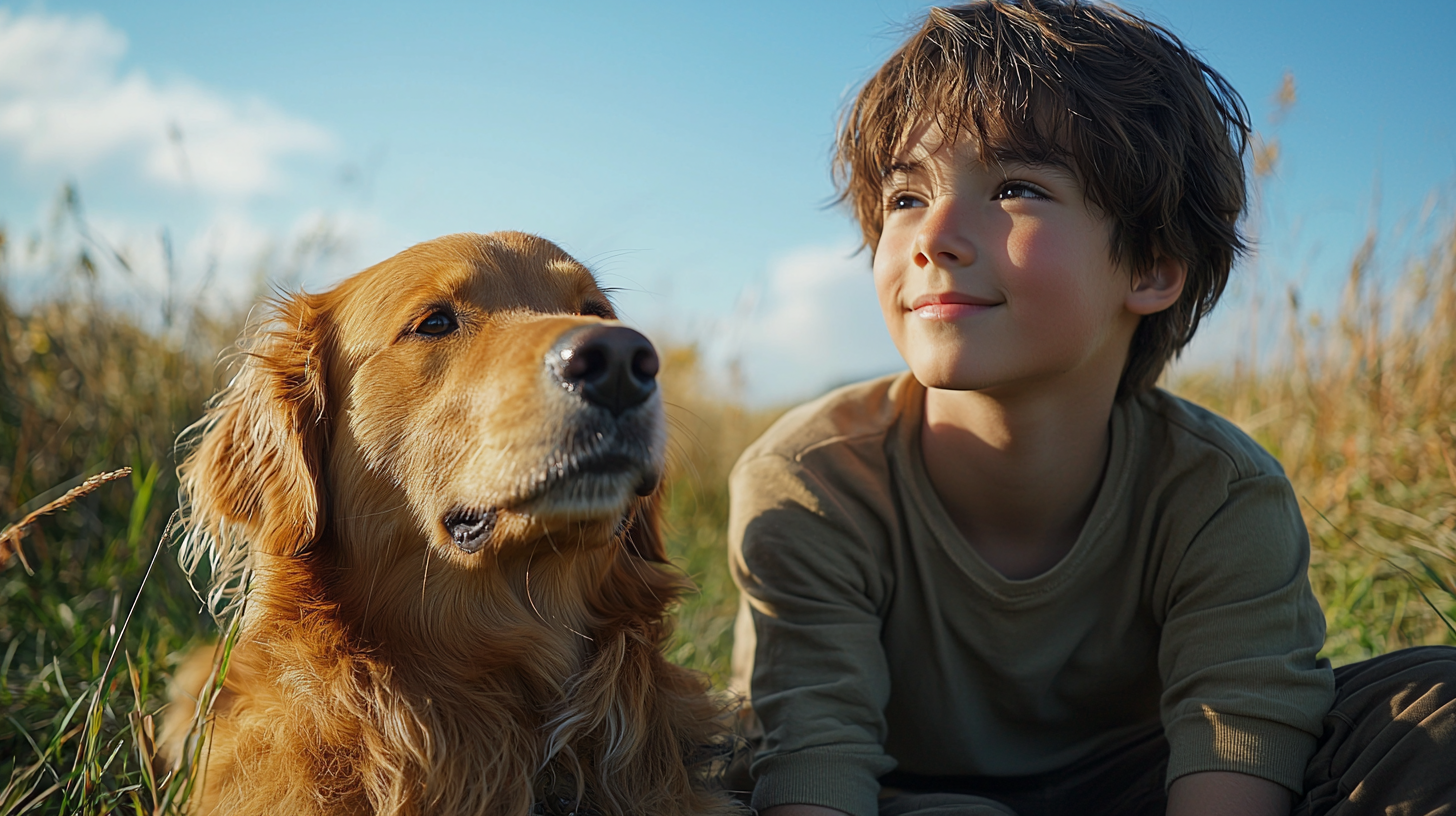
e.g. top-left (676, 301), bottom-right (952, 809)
top-left (622, 493), bottom-right (669, 564)
top-left (182, 292), bottom-right (330, 559)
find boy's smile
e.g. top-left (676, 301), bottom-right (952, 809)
top-left (873, 122), bottom-right (1178, 396)
top-left (909, 291), bottom-right (999, 321)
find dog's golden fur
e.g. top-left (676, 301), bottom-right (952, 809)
top-left (162, 232), bottom-right (736, 816)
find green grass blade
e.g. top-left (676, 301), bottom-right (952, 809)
top-left (127, 462), bottom-right (159, 550)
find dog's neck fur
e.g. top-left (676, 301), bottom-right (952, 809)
top-left (249, 530), bottom-right (620, 690)
top-left (232, 530), bottom-right (680, 815)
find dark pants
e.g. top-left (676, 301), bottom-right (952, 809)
top-left (877, 647), bottom-right (1456, 816)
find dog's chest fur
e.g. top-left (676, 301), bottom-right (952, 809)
top-left (203, 600), bottom-right (633, 816)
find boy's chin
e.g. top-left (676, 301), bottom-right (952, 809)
top-left (905, 352), bottom-right (1039, 394)
top-left (906, 358), bottom-right (992, 392)
top-left (897, 337), bottom-right (1009, 392)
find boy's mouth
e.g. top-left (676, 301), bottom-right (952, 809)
top-left (911, 293), bottom-right (1000, 320)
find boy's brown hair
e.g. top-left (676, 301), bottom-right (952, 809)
top-left (835, 0), bottom-right (1251, 393)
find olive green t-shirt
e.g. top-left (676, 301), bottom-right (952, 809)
top-left (729, 373), bottom-right (1333, 816)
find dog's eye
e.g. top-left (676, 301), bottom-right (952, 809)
top-left (415, 311), bottom-right (458, 336)
top-left (581, 301), bottom-right (613, 319)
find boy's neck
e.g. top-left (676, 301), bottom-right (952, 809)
top-left (919, 373), bottom-right (1121, 580)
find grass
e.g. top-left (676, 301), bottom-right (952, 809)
top-left (1170, 222), bottom-right (1456, 663)
top-left (656, 345), bottom-right (782, 686)
top-left (2, 183), bottom-right (1454, 812)
top-left (0, 258), bottom-right (233, 812)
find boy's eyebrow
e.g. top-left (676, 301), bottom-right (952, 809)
top-left (882, 160), bottom-right (922, 178)
top-left (988, 150), bottom-right (1075, 175)
top-left (883, 155), bottom-right (1072, 182)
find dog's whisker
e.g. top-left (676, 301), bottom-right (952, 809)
top-left (335, 500), bottom-right (412, 521)
top-left (562, 623), bottom-right (594, 642)
top-left (420, 540), bottom-right (432, 608)
top-left (619, 534), bottom-right (654, 588)
top-left (524, 552), bottom-right (547, 625)
top-left (360, 532), bottom-right (402, 633)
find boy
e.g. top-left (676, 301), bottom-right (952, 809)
top-left (728, 2), bottom-right (1456, 816)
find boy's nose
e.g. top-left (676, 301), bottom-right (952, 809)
top-left (914, 201), bottom-right (976, 269)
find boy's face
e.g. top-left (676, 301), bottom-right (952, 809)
top-left (873, 122), bottom-right (1177, 397)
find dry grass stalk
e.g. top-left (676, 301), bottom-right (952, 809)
top-left (0, 468), bottom-right (132, 573)
top-left (1173, 222), bottom-right (1456, 660)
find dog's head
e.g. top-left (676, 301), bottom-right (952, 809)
top-left (178, 232), bottom-right (669, 616)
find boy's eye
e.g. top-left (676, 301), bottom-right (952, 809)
top-left (994, 181), bottom-right (1048, 201)
top-left (889, 193), bottom-right (927, 210)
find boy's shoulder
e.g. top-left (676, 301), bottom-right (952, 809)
top-left (734, 377), bottom-right (1286, 492)
top-left (1130, 388), bottom-right (1288, 485)
top-left (737, 371), bottom-right (913, 470)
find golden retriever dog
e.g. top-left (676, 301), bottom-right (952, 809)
top-left (161, 232), bottom-right (738, 816)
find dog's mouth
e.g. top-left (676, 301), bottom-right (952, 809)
top-left (575, 452), bottom-right (647, 482)
top-left (443, 448), bottom-right (658, 554)
top-left (444, 507), bottom-right (500, 554)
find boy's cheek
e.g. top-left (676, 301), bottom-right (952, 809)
top-left (872, 259), bottom-right (906, 326)
top-left (878, 302), bottom-right (912, 368)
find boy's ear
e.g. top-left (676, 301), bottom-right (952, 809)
top-left (1126, 256), bottom-right (1188, 316)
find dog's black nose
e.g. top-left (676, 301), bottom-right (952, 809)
top-left (550, 325), bottom-right (659, 415)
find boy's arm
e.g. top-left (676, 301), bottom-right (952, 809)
top-left (730, 452), bottom-right (897, 816)
top-left (754, 755), bottom-right (1294, 816)
top-left (1156, 472), bottom-right (1333, 797)
top-left (1167, 771), bottom-right (1291, 816)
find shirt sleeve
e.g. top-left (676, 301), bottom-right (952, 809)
top-left (1156, 473), bottom-right (1335, 793)
top-left (729, 451), bottom-right (897, 816)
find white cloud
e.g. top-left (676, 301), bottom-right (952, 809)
top-left (731, 244), bottom-right (905, 406)
top-left (0, 9), bottom-right (331, 197)
top-left (3, 201), bottom-right (379, 329)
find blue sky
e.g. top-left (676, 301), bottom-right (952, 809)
top-left (1, 1), bottom-right (1453, 404)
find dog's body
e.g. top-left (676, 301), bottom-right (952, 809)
top-left (162, 233), bottom-right (736, 816)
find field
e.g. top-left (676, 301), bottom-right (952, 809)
top-left (2, 203), bottom-right (1455, 812)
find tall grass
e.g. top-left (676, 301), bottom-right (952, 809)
top-left (657, 346), bottom-right (782, 685)
top-left (0, 223), bottom-right (234, 812)
top-left (2, 182), bottom-right (1454, 812)
top-left (1171, 223), bottom-right (1456, 663)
